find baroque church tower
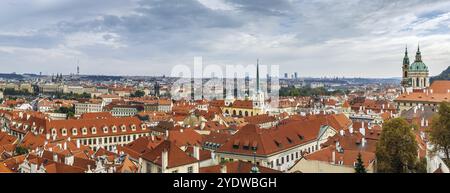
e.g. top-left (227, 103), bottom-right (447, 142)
top-left (401, 44), bottom-right (430, 93)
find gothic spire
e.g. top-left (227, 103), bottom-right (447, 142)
top-left (256, 59), bottom-right (260, 93)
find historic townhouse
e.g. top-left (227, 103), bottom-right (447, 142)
top-left (43, 113), bottom-right (149, 152)
top-left (138, 140), bottom-right (200, 173)
top-left (215, 115), bottom-right (343, 172)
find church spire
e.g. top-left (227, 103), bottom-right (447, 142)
top-left (256, 59), bottom-right (260, 93)
top-left (415, 43), bottom-right (422, 62)
top-left (403, 45), bottom-right (410, 65)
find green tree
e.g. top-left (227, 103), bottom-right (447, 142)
top-left (354, 152), bottom-right (367, 173)
top-left (55, 106), bottom-right (75, 118)
top-left (429, 102), bottom-right (450, 161)
top-left (15, 146), bottom-right (29, 155)
top-left (375, 118), bottom-right (419, 173)
top-left (132, 90), bottom-right (145, 97)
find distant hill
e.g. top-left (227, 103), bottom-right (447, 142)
top-left (0, 73), bottom-right (24, 80)
top-left (431, 66), bottom-right (450, 83)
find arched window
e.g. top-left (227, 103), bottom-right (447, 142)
top-left (51, 128), bottom-right (57, 136)
top-left (72, 128), bottom-right (78, 135)
top-left (244, 111), bottom-right (249, 117)
top-left (416, 78), bottom-right (419, 87)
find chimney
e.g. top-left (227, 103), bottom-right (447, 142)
top-left (76, 139), bottom-right (80, 148)
top-left (165, 130), bottom-right (169, 138)
top-left (53, 153), bottom-right (58, 162)
top-left (349, 127), bottom-right (353, 134)
top-left (430, 89), bottom-right (433, 94)
top-left (421, 117), bottom-right (425, 127)
top-left (151, 134), bottom-right (155, 141)
top-left (362, 138), bottom-right (366, 147)
top-left (361, 122), bottom-right (365, 129)
top-left (359, 127), bottom-right (365, 136)
top-left (46, 133), bottom-right (50, 140)
top-left (220, 164), bottom-right (227, 173)
top-left (332, 150), bottom-right (336, 164)
top-left (193, 145), bottom-right (200, 160)
top-left (162, 149), bottom-right (169, 170)
top-left (339, 130), bottom-right (344, 136)
top-left (425, 120), bottom-right (429, 127)
top-left (63, 142), bottom-right (67, 150)
top-left (180, 128), bottom-right (184, 133)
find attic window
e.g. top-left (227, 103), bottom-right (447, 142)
top-left (251, 141), bottom-right (258, 151)
top-left (286, 137), bottom-right (292, 144)
top-left (112, 126), bottom-right (117, 133)
top-left (298, 134), bottom-right (304, 140)
top-left (243, 140), bottom-right (250, 150)
top-left (233, 140), bottom-right (240, 149)
top-left (274, 140), bottom-right (281, 147)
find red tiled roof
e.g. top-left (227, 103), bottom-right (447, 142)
top-left (200, 161), bottom-right (281, 173)
top-left (217, 118), bottom-right (333, 156)
top-left (140, 140), bottom-right (198, 168)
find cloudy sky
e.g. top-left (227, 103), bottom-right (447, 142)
top-left (0, 0), bottom-right (450, 78)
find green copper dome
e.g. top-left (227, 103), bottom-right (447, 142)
top-left (409, 45), bottom-right (428, 72)
top-left (409, 61), bottom-right (428, 72)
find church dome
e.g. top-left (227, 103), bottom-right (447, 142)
top-left (409, 61), bottom-right (428, 72)
top-left (409, 45), bottom-right (428, 72)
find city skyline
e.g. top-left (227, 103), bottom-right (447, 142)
top-left (1, 0), bottom-right (450, 78)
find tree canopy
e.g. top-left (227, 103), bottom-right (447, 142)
top-left (354, 152), bottom-right (367, 173)
top-left (429, 102), bottom-right (450, 161)
top-left (375, 118), bottom-right (421, 173)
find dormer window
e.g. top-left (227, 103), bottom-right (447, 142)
top-left (141, 124), bottom-right (146, 130)
top-left (82, 127), bottom-right (87, 135)
top-left (72, 128), bottom-right (78, 136)
top-left (91, 127), bottom-right (97, 134)
top-left (51, 128), bottom-right (57, 136)
top-left (286, 137), bottom-right (292, 144)
top-left (121, 125), bottom-right (126, 132)
top-left (131, 124), bottom-right (136, 131)
top-left (112, 126), bottom-right (117, 133)
top-left (61, 128), bottom-right (67, 136)
top-left (103, 126), bottom-right (108, 133)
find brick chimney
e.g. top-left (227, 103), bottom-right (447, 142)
top-left (220, 164), bottom-right (227, 173)
top-left (193, 145), bottom-right (200, 160)
top-left (162, 149), bottom-right (168, 170)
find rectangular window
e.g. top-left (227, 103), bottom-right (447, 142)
top-left (187, 166), bottom-right (193, 173)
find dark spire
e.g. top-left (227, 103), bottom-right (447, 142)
top-left (415, 43), bottom-right (422, 62)
top-left (256, 59), bottom-right (260, 93)
top-left (403, 45), bottom-right (409, 65)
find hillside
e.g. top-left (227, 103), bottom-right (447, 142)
top-left (431, 66), bottom-right (450, 83)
